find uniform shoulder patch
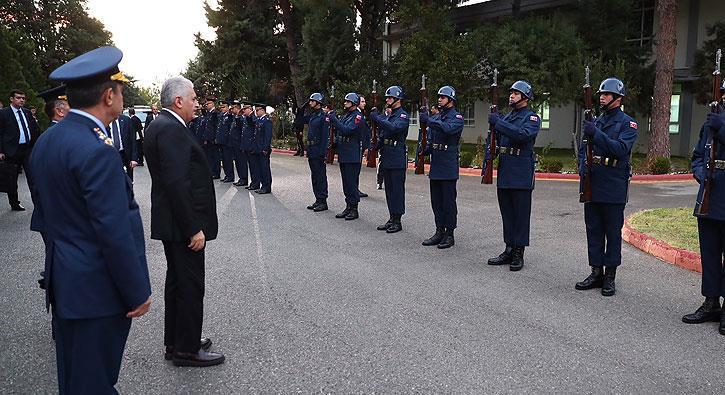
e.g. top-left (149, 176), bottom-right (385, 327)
top-left (400, 113), bottom-right (407, 119)
top-left (456, 114), bottom-right (464, 119)
top-left (629, 120), bottom-right (638, 129)
top-left (355, 114), bottom-right (362, 124)
top-left (530, 115), bottom-right (539, 122)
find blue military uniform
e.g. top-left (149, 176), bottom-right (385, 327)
top-left (188, 115), bottom-right (203, 145)
top-left (329, 107), bottom-right (364, 213)
top-left (255, 110), bottom-right (273, 194)
top-left (301, 104), bottom-right (329, 208)
top-left (30, 46), bottom-right (152, 394)
top-left (245, 114), bottom-right (260, 190)
top-left (217, 109), bottom-right (236, 182)
top-left (200, 106), bottom-right (221, 178)
top-left (229, 112), bottom-right (249, 186)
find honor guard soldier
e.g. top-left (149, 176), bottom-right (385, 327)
top-left (30, 46), bottom-right (152, 394)
top-left (683, 79), bottom-right (725, 334)
top-left (293, 105), bottom-right (306, 156)
top-left (358, 95), bottom-right (369, 198)
top-left (217, 99), bottom-right (235, 182)
top-left (486, 80), bottom-right (541, 271)
top-left (574, 78), bottom-right (637, 296)
top-left (200, 96), bottom-right (221, 178)
top-left (302, 93), bottom-right (329, 211)
top-left (370, 86), bottom-right (410, 233)
top-left (419, 86), bottom-right (464, 249)
top-left (229, 100), bottom-right (249, 186)
top-left (327, 92), bottom-right (365, 220)
top-left (254, 103), bottom-right (273, 194)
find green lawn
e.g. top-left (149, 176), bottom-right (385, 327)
top-left (628, 208), bottom-right (699, 252)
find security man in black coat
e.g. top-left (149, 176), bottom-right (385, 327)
top-left (328, 92), bottom-right (365, 220)
top-left (486, 81), bottom-right (541, 271)
top-left (300, 93), bottom-right (329, 211)
top-left (200, 96), bottom-right (221, 178)
top-left (217, 100), bottom-right (236, 182)
top-left (419, 86), bottom-right (464, 249)
top-left (575, 78), bottom-right (638, 297)
top-left (229, 101), bottom-right (249, 187)
top-left (683, 80), bottom-right (725, 334)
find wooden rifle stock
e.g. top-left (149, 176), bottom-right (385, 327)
top-left (325, 86), bottom-right (336, 164)
top-left (698, 48), bottom-right (722, 216)
top-left (366, 80), bottom-right (379, 168)
top-left (580, 66), bottom-right (594, 203)
top-left (482, 68), bottom-right (498, 184)
top-left (415, 75), bottom-right (428, 174)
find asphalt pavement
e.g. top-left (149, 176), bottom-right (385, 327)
top-left (1, 153), bottom-right (723, 394)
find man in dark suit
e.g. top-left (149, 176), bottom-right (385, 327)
top-left (30, 45), bottom-right (152, 395)
top-left (0, 89), bottom-right (41, 211)
top-left (107, 113), bottom-right (138, 180)
top-left (144, 76), bottom-right (225, 367)
top-left (129, 108), bottom-right (144, 165)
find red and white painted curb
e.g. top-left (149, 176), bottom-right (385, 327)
top-left (622, 216), bottom-right (701, 273)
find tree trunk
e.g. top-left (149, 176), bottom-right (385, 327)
top-left (278, 0), bottom-right (305, 107)
top-left (648, 0), bottom-right (677, 162)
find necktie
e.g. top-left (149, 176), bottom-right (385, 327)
top-left (17, 110), bottom-right (30, 144)
top-left (111, 121), bottom-right (121, 150)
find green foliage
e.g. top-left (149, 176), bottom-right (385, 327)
top-left (649, 156), bottom-right (671, 175)
top-left (692, 22), bottom-right (725, 105)
top-left (459, 151), bottom-right (474, 168)
top-left (538, 158), bottom-right (564, 173)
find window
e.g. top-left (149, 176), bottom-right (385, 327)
top-left (410, 104), bottom-right (418, 126)
top-left (626, 0), bottom-right (655, 47)
top-left (462, 105), bottom-right (475, 127)
top-left (669, 84), bottom-right (682, 134)
top-left (536, 102), bottom-right (550, 130)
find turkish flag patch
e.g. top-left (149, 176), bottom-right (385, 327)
top-left (355, 114), bottom-right (362, 124)
top-left (400, 113), bottom-right (407, 119)
top-left (629, 121), bottom-right (638, 129)
top-left (530, 115), bottom-right (539, 122)
top-left (456, 114), bottom-right (464, 119)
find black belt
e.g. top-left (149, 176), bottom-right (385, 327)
top-left (591, 155), bottom-right (619, 167)
top-left (499, 146), bottom-right (522, 156)
top-left (708, 159), bottom-right (725, 170)
top-left (383, 139), bottom-right (400, 147)
top-left (431, 143), bottom-right (458, 151)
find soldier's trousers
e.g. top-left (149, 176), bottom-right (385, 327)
top-left (697, 218), bottom-right (725, 297)
top-left (202, 143), bottom-right (220, 177)
top-left (584, 202), bottom-right (625, 267)
top-left (221, 145), bottom-right (235, 180)
top-left (497, 188), bottom-right (532, 247)
top-left (234, 149), bottom-right (249, 183)
top-left (430, 179), bottom-right (457, 229)
top-left (340, 162), bottom-right (361, 205)
top-left (248, 153), bottom-right (260, 188)
top-left (259, 152), bottom-right (272, 191)
top-left (383, 168), bottom-right (406, 215)
top-left (308, 157), bottom-right (328, 199)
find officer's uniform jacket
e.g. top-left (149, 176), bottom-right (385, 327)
top-left (371, 106), bottom-right (409, 170)
top-left (426, 107), bottom-right (464, 180)
top-left (255, 115), bottom-right (273, 154)
top-left (216, 112), bottom-right (234, 146)
top-left (200, 110), bottom-right (219, 143)
top-left (187, 116), bottom-right (203, 145)
top-left (329, 108), bottom-right (363, 164)
top-left (229, 115), bottom-right (243, 150)
top-left (577, 107), bottom-right (638, 204)
top-left (29, 110), bottom-right (151, 319)
top-left (693, 110), bottom-right (725, 220)
top-left (360, 112), bottom-right (371, 152)
top-left (493, 106), bottom-right (541, 190)
top-left (306, 109), bottom-right (329, 159)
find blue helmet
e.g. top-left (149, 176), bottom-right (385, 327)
top-left (309, 92), bottom-right (325, 105)
top-left (344, 92), bottom-right (360, 105)
top-left (510, 80), bottom-right (534, 100)
top-left (597, 78), bottom-right (626, 97)
top-left (720, 79), bottom-right (725, 93)
top-left (437, 86), bottom-right (457, 102)
top-left (385, 85), bottom-right (404, 100)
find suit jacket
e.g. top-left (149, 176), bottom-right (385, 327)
top-left (117, 114), bottom-right (138, 164)
top-left (0, 106), bottom-right (41, 157)
top-left (131, 114), bottom-right (144, 140)
top-left (29, 111), bottom-right (151, 319)
top-left (144, 112), bottom-right (156, 131)
top-left (144, 110), bottom-right (218, 242)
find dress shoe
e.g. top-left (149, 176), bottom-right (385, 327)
top-left (720, 311), bottom-right (725, 335)
top-left (488, 246), bottom-right (513, 265)
top-left (10, 204), bottom-right (25, 211)
top-left (345, 205), bottom-right (359, 220)
top-left (437, 228), bottom-right (455, 249)
top-left (601, 267), bottom-right (616, 296)
top-left (386, 215), bottom-right (402, 233)
top-left (233, 180), bottom-right (248, 187)
top-left (246, 185), bottom-right (260, 190)
top-left (255, 189), bottom-right (271, 194)
top-left (307, 200), bottom-right (319, 210)
top-left (377, 218), bottom-right (393, 231)
top-left (313, 201), bottom-right (328, 212)
top-left (422, 227), bottom-right (445, 246)
top-left (220, 178), bottom-right (233, 183)
top-left (172, 350), bottom-right (225, 367)
top-left (575, 266), bottom-right (604, 290)
top-left (359, 191), bottom-right (368, 198)
top-left (336, 205), bottom-right (351, 219)
top-left (509, 246), bottom-right (524, 271)
top-left (682, 297), bottom-right (722, 324)
top-left (377, 183), bottom-right (383, 190)
top-left (165, 338), bottom-right (213, 360)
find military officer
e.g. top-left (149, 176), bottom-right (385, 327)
top-left (244, 103), bottom-right (260, 191)
top-left (187, 104), bottom-right (204, 145)
top-left (370, 86), bottom-right (410, 233)
top-left (254, 103), bottom-right (273, 194)
top-left (229, 100), bottom-right (249, 187)
top-left (217, 99), bottom-right (236, 182)
top-left (419, 86), bottom-right (464, 249)
top-left (486, 81), bottom-right (541, 271)
top-left (683, 80), bottom-right (725, 334)
top-left (38, 85), bottom-right (69, 127)
top-left (30, 46), bottom-right (152, 394)
top-left (200, 96), bottom-right (221, 178)
top-left (301, 93), bottom-right (329, 211)
top-left (327, 92), bottom-right (365, 220)
top-left (573, 78), bottom-right (637, 296)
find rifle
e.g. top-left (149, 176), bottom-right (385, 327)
top-left (579, 65), bottom-right (594, 203)
top-left (482, 68), bottom-right (498, 184)
top-left (325, 85), bottom-right (336, 164)
top-left (415, 74), bottom-right (429, 174)
top-left (366, 80), bottom-right (379, 168)
top-left (698, 48), bottom-right (722, 216)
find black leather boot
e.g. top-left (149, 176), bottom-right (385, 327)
top-left (377, 216), bottom-right (393, 231)
top-left (307, 199), bottom-right (320, 210)
top-left (313, 199), bottom-right (328, 212)
top-left (345, 203), bottom-right (359, 220)
top-left (386, 215), bottom-right (402, 233)
top-left (437, 228), bottom-right (455, 249)
top-left (509, 246), bottom-right (524, 271)
top-left (488, 246), bottom-right (513, 266)
top-left (682, 297), bottom-right (722, 324)
top-left (422, 227), bottom-right (445, 246)
top-left (601, 267), bottom-right (617, 296)
top-left (575, 266), bottom-right (604, 290)
top-left (335, 204), bottom-right (351, 219)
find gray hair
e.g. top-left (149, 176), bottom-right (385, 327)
top-left (160, 76), bottom-right (194, 108)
